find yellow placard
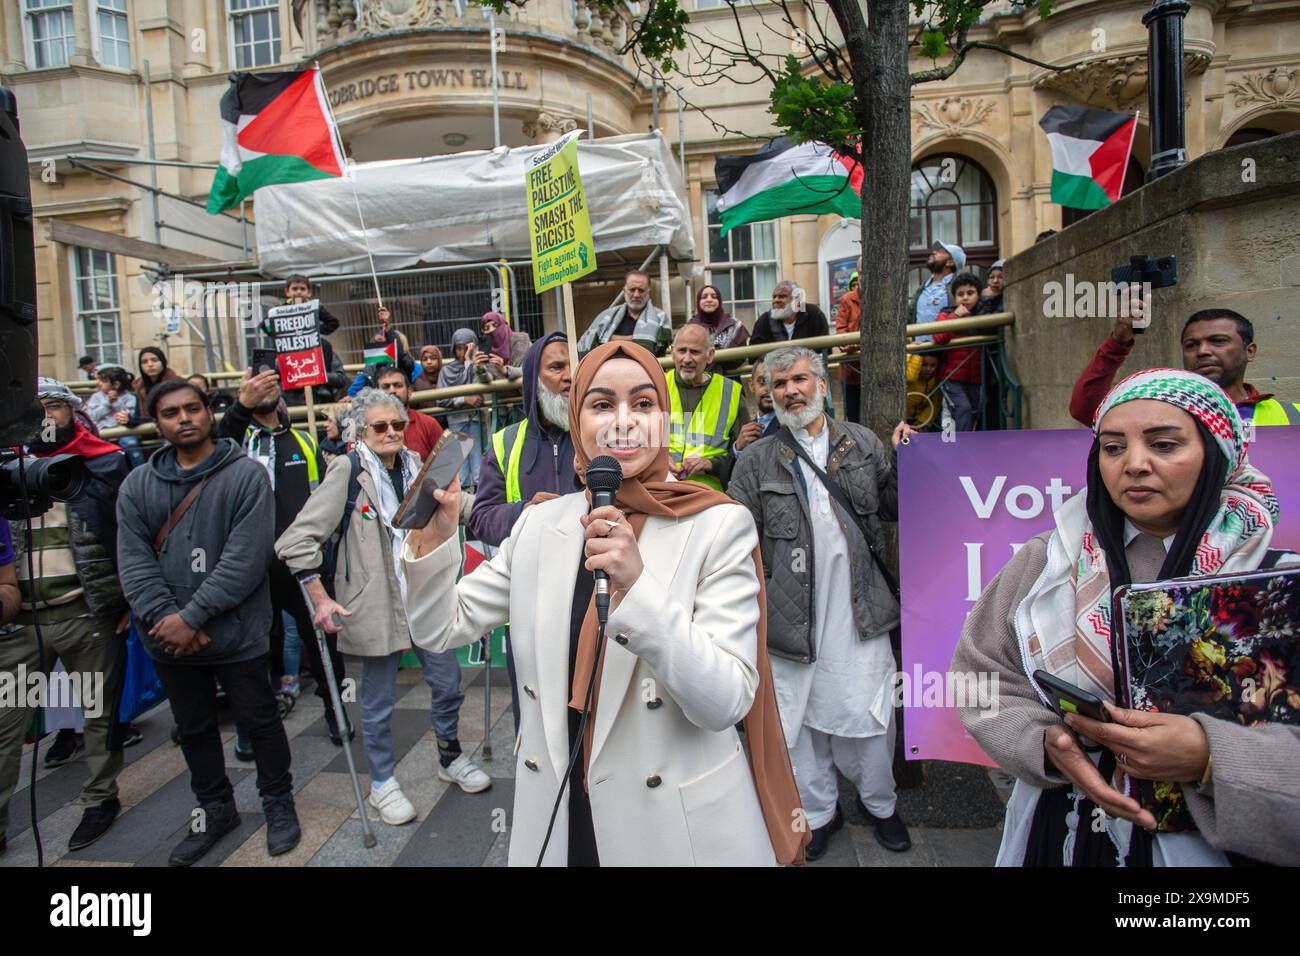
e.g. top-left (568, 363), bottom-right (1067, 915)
top-left (526, 132), bottom-right (596, 293)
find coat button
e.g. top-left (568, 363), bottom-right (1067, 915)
top-left (614, 634), bottom-right (628, 646)
top-left (646, 697), bottom-right (663, 710)
top-left (524, 758), bottom-right (539, 772)
top-left (646, 774), bottom-right (662, 788)
top-left (524, 684), bottom-right (537, 699)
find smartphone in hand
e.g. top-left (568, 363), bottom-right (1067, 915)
top-left (393, 431), bottom-right (474, 530)
top-left (252, 348), bottom-right (279, 376)
top-left (1033, 669), bottom-right (1112, 723)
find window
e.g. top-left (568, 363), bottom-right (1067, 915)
top-left (694, 0), bottom-right (729, 7)
top-left (703, 189), bottom-right (779, 329)
top-left (24, 0), bottom-right (75, 69)
top-left (93, 0), bottom-right (131, 69)
top-left (73, 248), bottom-right (124, 366)
top-left (229, 0), bottom-right (281, 69)
top-left (907, 154), bottom-right (998, 297)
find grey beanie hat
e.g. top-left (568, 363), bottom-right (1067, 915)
top-left (37, 377), bottom-right (83, 408)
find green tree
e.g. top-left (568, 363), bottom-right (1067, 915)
top-left (483, 0), bottom-right (1061, 441)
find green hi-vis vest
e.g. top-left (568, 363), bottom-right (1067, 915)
top-left (245, 426), bottom-right (321, 491)
top-left (491, 418), bottom-right (530, 504)
top-left (1244, 398), bottom-right (1299, 427)
top-left (666, 374), bottom-right (741, 492)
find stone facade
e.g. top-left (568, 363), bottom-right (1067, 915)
top-left (1003, 130), bottom-right (1299, 426)
top-left (2, 0), bottom-right (1297, 379)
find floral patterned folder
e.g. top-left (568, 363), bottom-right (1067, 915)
top-left (1116, 566), bottom-right (1300, 832)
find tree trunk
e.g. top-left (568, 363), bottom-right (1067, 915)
top-left (833, 0), bottom-right (924, 789)
top-left (834, 0), bottom-right (912, 445)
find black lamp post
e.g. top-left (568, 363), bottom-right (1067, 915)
top-left (1143, 0), bottom-right (1192, 181)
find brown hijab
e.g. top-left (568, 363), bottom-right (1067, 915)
top-left (566, 341), bottom-right (808, 866)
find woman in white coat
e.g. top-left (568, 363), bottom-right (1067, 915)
top-left (402, 342), bottom-right (806, 866)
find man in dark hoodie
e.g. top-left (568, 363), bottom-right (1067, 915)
top-left (217, 366), bottom-right (350, 748)
top-left (115, 379), bottom-right (300, 866)
top-left (469, 332), bottom-right (580, 544)
top-left (468, 332), bottom-right (580, 727)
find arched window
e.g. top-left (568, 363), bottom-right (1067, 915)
top-left (1224, 127), bottom-right (1282, 148)
top-left (908, 155), bottom-right (998, 297)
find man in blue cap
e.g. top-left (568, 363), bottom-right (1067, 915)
top-left (911, 241), bottom-right (965, 343)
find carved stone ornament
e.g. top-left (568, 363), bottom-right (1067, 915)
top-left (1037, 52), bottom-right (1211, 112)
top-left (360, 0), bottom-right (454, 33)
top-left (523, 112), bottom-right (580, 142)
top-left (1227, 68), bottom-right (1300, 108)
top-left (912, 96), bottom-right (996, 135)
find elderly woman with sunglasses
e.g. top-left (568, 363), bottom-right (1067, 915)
top-left (276, 389), bottom-right (490, 825)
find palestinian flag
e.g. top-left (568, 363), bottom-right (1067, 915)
top-left (207, 68), bottom-right (344, 214)
top-left (364, 341), bottom-right (398, 366)
top-left (714, 137), bottom-right (862, 235)
top-left (1039, 105), bottom-right (1138, 210)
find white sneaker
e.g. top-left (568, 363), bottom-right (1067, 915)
top-left (367, 778), bottom-right (417, 825)
top-left (438, 753), bottom-right (492, 793)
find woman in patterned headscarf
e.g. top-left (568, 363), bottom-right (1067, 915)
top-left (952, 368), bottom-right (1299, 867)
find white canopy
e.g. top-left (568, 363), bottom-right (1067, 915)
top-left (254, 131), bottom-right (695, 278)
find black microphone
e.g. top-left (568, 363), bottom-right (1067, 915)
top-left (585, 455), bottom-right (623, 625)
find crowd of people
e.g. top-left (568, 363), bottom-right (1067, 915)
top-left (1, 258), bottom-right (1295, 868)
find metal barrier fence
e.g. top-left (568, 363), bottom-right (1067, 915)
top-left (63, 260), bottom-right (551, 395)
top-left (95, 312), bottom-right (1020, 443)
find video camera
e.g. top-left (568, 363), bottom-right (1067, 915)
top-left (0, 450), bottom-right (87, 522)
top-left (1111, 255), bottom-right (1178, 335)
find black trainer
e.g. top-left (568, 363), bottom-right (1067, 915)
top-left (234, 730), bottom-right (255, 762)
top-left (168, 798), bottom-right (241, 867)
top-left (68, 798), bottom-right (120, 851)
top-left (805, 808), bottom-right (843, 862)
top-left (856, 796), bottom-right (912, 852)
top-left (44, 729), bottom-right (84, 767)
top-left (324, 706), bottom-right (354, 746)
top-left (119, 723), bottom-right (145, 748)
top-left (263, 794), bottom-right (301, 857)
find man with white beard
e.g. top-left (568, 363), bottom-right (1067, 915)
top-left (468, 333), bottom-right (581, 726)
top-left (749, 280), bottom-right (830, 346)
top-left (729, 346), bottom-right (916, 861)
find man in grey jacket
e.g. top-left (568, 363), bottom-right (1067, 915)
top-left (116, 379), bottom-right (300, 866)
top-left (729, 346), bottom-right (912, 861)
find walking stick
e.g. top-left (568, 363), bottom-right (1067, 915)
top-left (298, 582), bottom-right (377, 849)
top-left (482, 632), bottom-right (492, 759)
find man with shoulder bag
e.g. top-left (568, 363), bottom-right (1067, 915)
top-left (729, 347), bottom-right (916, 861)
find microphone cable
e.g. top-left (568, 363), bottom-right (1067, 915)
top-left (535, 619), bottom-right (607, 867)
top-left (14, 451), bottom-right (48, 866)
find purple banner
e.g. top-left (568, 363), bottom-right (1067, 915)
top-left (898, 426), bottom-right (1300, 766)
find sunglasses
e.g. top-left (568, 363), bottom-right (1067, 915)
top-left (367, 420), bottom-right (407, 435)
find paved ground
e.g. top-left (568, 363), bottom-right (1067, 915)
top-left (2, 664), bottom-right (1007, 867)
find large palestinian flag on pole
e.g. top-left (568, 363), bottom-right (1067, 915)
top-left (1039, 105), bottom-right (1138, 210)
top-left (207, 68), bottom-right (344, 214)
top-left (713, 137), bottom-right (862, 235)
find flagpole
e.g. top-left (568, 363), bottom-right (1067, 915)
top-left (1117, 110), bottom-right (1140, 198)
top-left (315, 64), bottom-right (385, 311)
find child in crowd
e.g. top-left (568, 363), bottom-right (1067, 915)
top-left (932, 272), bottom-right (994, 432)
